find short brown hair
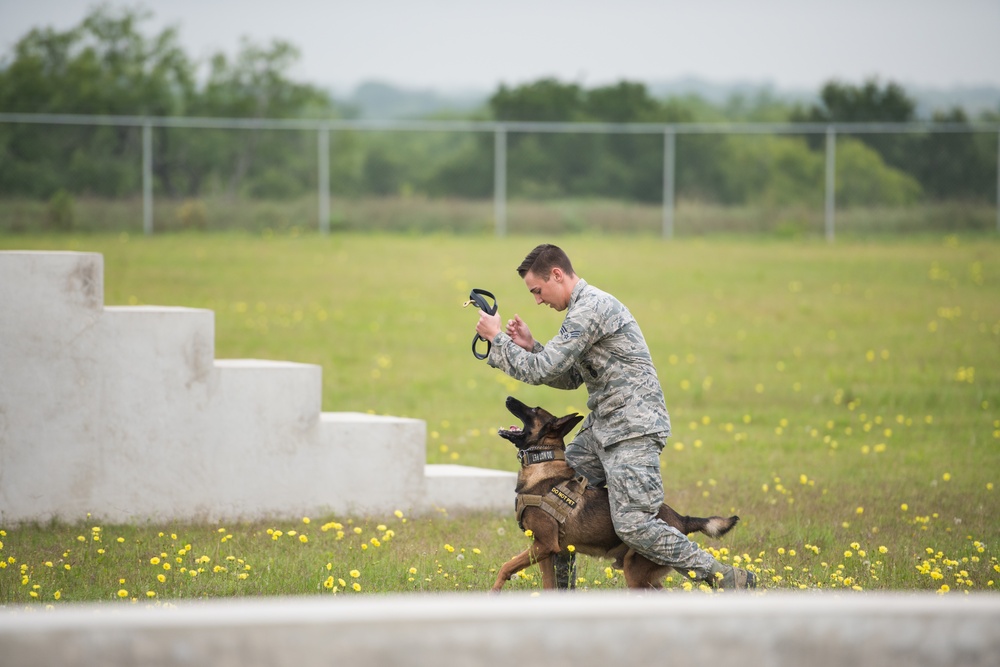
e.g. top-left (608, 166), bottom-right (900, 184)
top-left (516, 244), bottom-right (576, 279)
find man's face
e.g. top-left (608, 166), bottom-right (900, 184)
top-left (524, 269), bottom-right (569, 311)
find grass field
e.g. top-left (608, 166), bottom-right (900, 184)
top-left (1, 231), bottom-right (998, 602)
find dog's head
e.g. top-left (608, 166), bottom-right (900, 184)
top-left (497, 396), bottom-right (583, 452)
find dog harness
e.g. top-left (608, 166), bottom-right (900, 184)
top-left (514, 448), bottom-right (588, 532)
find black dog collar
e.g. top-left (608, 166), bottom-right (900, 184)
top-left (517, 449), bottom-right (566, 467)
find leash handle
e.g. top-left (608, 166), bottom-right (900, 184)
top-left (466, 288), bottom-right (497, 360)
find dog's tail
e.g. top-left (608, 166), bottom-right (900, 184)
top-left (685, 514), bottom-right (740, 538)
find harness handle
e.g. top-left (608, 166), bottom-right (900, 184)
top-left (463, 288), bottom-right (497, 360)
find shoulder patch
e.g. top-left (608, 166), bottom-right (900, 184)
top-left (559, 324), bottom-right (582, 339)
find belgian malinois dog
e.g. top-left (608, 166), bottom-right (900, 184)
top-left (492, 396), bottom-right (739, 592)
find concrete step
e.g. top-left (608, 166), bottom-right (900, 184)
top-left (424, 464), bottom-right (516, 513)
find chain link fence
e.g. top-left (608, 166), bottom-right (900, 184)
top-left (1, 113), bottom-right (998, 238)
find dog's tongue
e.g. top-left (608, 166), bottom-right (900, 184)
top-left (509, 425), bottom-right (521, 432)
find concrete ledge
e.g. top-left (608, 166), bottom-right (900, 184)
top-left (1, 593), bottom-right (997, 667)
top-left (424, 464), bottom-right (517, 512)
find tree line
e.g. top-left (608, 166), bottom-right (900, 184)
top-left (1, 6), bottom-right (997, 207)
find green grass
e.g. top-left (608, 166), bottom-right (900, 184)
top-left (1, 231), bottom-right (998, 602)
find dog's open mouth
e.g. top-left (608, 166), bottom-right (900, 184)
top-left (497, 424), bottom-right (524, 443)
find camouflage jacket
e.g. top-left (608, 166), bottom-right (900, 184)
top-left (488, 279), bottom-right (671, 446)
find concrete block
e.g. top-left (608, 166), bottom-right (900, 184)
top-left (0, 593), bottom-right (997, 667)
top-left (424, 464), bottom-right (517, 512)
top-left (317, 412), bottom-right (427, 516)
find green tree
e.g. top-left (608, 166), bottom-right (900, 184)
top-left (0, 6), bottom-right (342, 201)
top-left (911, 108), bottom-right (996, 201)
top-left (793, 78), bottom-right (917, 170)
top-left (0, 5), bottom-right (195, 197)
top-left (185, 38), bottom-right (335, 198)
top-left (792, 78), bottom-right (991, 202)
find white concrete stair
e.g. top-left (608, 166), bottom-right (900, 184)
top-left (0, 250), bottom-right (514, 523)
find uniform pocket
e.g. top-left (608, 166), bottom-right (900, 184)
top-left (592, 391), bottom-right (629, 446)
top-left (595, 391), bottom-right (625, 417)
top-left (613, 463), bottom-right (663, 514)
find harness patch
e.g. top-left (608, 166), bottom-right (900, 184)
top-left (549, 486), bottom-right (577, 508)
top-left (515, 476), bottom-right (588, 532)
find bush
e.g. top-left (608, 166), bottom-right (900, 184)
top-left (46, 190), bottom-right (75, 231)
top-left (176, 199), bottom-right (208, 230)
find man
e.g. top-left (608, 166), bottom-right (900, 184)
top-left (476, 243), bottom-right (755, 590)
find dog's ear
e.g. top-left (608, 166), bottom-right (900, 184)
top-left (548, 413), bottom-right (584, 440)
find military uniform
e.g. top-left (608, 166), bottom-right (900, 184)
top-left (488, 279), bottom-right (720, 581)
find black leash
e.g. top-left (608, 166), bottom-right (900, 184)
top-left (463, 288), bottom-right (497, 360)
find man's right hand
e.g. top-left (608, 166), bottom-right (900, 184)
top-left (505, 314), bottom-right (535, 351)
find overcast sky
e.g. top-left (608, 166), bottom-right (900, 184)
top-left (2, 0), bottom-right (998, 94)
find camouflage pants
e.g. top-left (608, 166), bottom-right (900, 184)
top-left (559, 430), bottom-right (719, 579)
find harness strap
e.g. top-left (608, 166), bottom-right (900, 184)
top-left (515, 476), bottom-right (589, 532)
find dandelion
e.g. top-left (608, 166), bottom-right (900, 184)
top-left (117, 589), bottom-right (129, 599)
top-left (394, 510), bottom-right (404, 519)
top-left (350, 570), bottom-right (361, 578)
top-left (444, 544), bottom-right (455, 553)
top-left (352, 582), bottom-right (362, 592)
top-left (299, 535), bottom-right (309, 544)
top-left (524, 530), bottom-right (533, 538)
top-left (150, 557), bottom-right (160, 565)
top-left (323, 576), bottom-right (335, 589)
top-left (567, 545), bottom-right (576, 553)
top-left (157, 574), bottom-right (166, 583)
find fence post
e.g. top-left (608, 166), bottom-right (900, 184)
top-left (824, 126), bottom-right (836, 242)
top-left (318, 126), bottom-right (330, 236)
top-left (662, 127), bottom-right (676, 240)
top-left (494, 125), bottom-right (507, 237)
top-left (142, 121), bottom-right (153, 236)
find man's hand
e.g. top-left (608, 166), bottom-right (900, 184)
top-left (476, 310), bottom-right (502, 343)
top-left (505, 314), bottom-right (535, 351)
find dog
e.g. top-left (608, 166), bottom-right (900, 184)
top-left (492, 396), bottom-right (739, 592)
